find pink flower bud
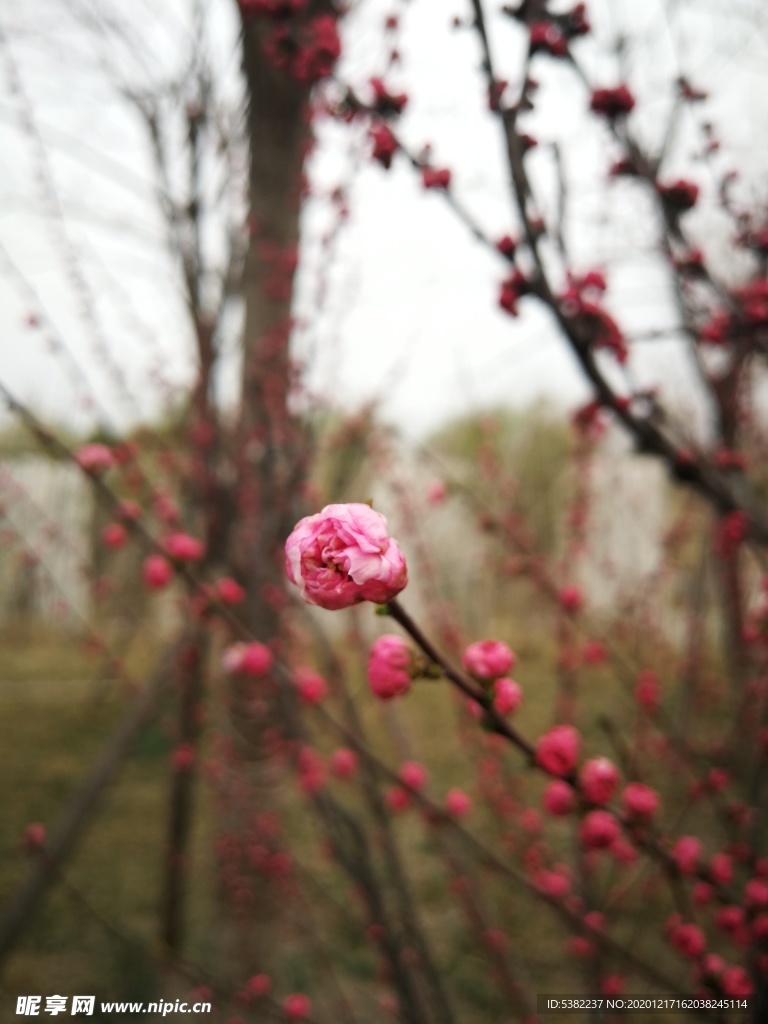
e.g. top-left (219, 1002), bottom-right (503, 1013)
top-left (670, 921), bottom-right (706, 959)
top-left (368, 635), bottom-right (412, 700)
top-left (445, 788), bottom-right (472, 818)
top-left (217, 577), bottom-right (246, 604)
top-left (426, 480), bottom-right (446, 504)
top-left (462, 639), bottom-right (515, 680)
top-left (520, 808), bottom-right (541, 833)
top-left (171, 743), bottom-right (196, 771)
top-left (535, 869), bottom-right (570, 897)
top-left (601, 975), bottom-right (624, 996)
top-left (582, 640), bottom-right (606, 665)
top-left (543, 780), bottom-right (575, 816)
top-left (399, 761), bottom-right (428, 791)
top-left (101, 523), bottom-right (128, 549)
top-left (164, 532), bottom-right (205, 562)
top-left (621, 782), bottom-right (659, 820)
top-left (721, 966), bottom-right (753, 998)
top-left (142, 554), bottom-right (173, 590)
top-left (283, 993), bottom-right (312, 1020)
top-left (329, 748), bottom-right (359, 779)
top-left (493, 677), bottom-right (522, 715)
top-left (715, 906), bottom-right (745, 937)
top-left (223, 642), bottom-right (274, 678)
top-left (634, 669), bottom-right (660, 709)
top-left (709, 852), bottom-right (733, 885)
top-left (612, 838), bottom-right (638, 865)
top-left (745, 877), bottom-right (768, 907)
top-left (535, 725), bottom-right (580, 777)
top-left (692, 882), bottom-right (713, 906)
top-left (294, 668), bottom-right (328, 704)
top-left (23, 823), bottom-right (46, 852)
top-left (558, 585), bottom-right (584, 613)
top-left (116, 499), bottom-right (142, 521)
top-left (75, 443), bottom-right (114, 473)
top-left (672, 836), bottom-right (702, 875)
top-left (246, 974), bottom-right (272, 998)
top-left (385, 786), bottom-right (410, 812)
top-left (285, 503), bottom-right (407, 610)
top-left (579, 757), bottom-right (619, 805)
top-left (296, 747), bottom-right (325, 794)
top-left (579, 810), bottom-right (619, 850)
top-left (701, 953), bottom-right (725, 977)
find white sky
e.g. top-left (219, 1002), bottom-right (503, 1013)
top-left (0, 0), bottom-right (767, 441)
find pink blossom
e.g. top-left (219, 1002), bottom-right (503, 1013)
top-left (283, 993), bottom-right (312, 1020)
top-left (745, 877), bottom-right (768, 907)
top-left (590, 84), bottom-right (636, 119)
top-left (535, 725), bottom-right (580, 777)
top-left (75, 443), bottom-right (114, 473)
top-left (296, 747), bottom-right (325, 794)
top-left (422, 167), bottom-right (451, 190)
top-left (621, 782), bottom-right (659, 820)
top-left (399, 761), bottom-right (428, 791)
top-left (579, 757), bottom-right (619, 805)
top-left (426, 480), bottom-right (447, 504)
top-left (670, 921), bottom-right (706, 959)
top-left (721, 966), bottom-right (753, 998)
top-left (116, 499), bottom-right (142, 521)
top-left (672, 835), bottom-right (702, 875)
top-left (462, 639), bottom-right (515, 680)
top-left (329, 748), bottom-right (359, 779)
top-left (171, 743), bottom-right (196, 771)
top-left (368, 635), bottom-right (412, 700)
top-left (635, 669), bottom-right (661, 710)
top-left (23, 823), bottom-right (46, 851)
top-left (142, 554), bottom-right (173, 590)
top-left (101, 523), bottom-right (127, 549)
top-left (493, 677), bottom-right (522, 715)
top-left (222, 642), bottom-right (274, 678)
top-left (164, 532), bottom-right (205, 562)
top-left (559, 585), bottom-right (584, 613)
top-left (582, 640), bottom-right (606, 665)
top-left (217, 577), bottom-right (246, 605)
top-left (543, 780), bottom-right (575, 816)
top-left (701, 954), bottom-right (725, 977)
top-left (445, 788), bottom-right (472, 818)
top-left (693, 882), bottom-right (713, 906)
top-left (715, 905), bottom-right (745, 937)
top-left (285, 503), bottom-right (407, 610)
top-left (708, 852), bottom-right (733, 885)
top-left (579, 810), bottom-right (619, 850)
top-left (385, 786), bottom-right (410, 812)
top-left (601, 975), bottom-right (625, 996)
top-left (294, 668), bottom-right (328, 704)
top-left (535, 869), bottom-right (570, 897)
top-left (246, 974), bottom-right (272, 998)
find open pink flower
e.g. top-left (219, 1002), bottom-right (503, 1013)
top-left (285, 503), bottom-right (407, 610)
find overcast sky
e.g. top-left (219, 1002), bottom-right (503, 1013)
top-left (1, 0), bottom-right (767, 442)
